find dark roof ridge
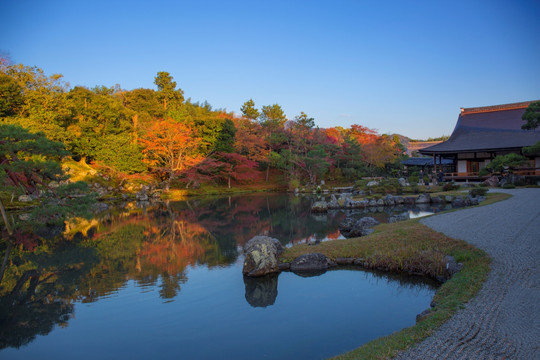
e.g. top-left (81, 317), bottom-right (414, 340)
top-left (461, 100), bottom-right (537, 116)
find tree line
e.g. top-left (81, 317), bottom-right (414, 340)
top-left (0, 58), bottom-right (407, 190)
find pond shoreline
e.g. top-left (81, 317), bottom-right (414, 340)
top-left (279, 192), bottom-right (511, 359)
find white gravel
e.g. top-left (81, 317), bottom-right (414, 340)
top-left (395, 188), bottom-right (540, 360)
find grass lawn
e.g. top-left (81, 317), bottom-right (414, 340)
top-left (279, 192), bottom-right (510, 359)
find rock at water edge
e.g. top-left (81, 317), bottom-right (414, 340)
top-left (243, 236), bottom-right (283, 277)
top-left (290, 253), bottom-right (337, 272)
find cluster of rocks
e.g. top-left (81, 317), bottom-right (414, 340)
top-left (338, 216), bottom-right (380, 238)
top-left (367, 178), bottom-right (409, 187)
top-left (134, 185), bottom-right (161, 202)
top-left (17, 194), bottom-right (38, 202)
top-left (241, 236), bottom-right (462, 283)
top-left (88, 182), bottom-right (162, 201)
top-left (311, 192), bottom-right (486, 212)
top-left (242, 236), bottom-right (337, 277)
top-left (15, 180), bottom-right (165, 221)
top-left (337, 213), bottom-right (410, 239)
top-left (484, 174), bottom-right (530, 187)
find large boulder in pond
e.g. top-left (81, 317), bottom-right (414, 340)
top-left (243, 236), bottom-right (283, 277)
top-left (290, 253), bottom-right (336, 272)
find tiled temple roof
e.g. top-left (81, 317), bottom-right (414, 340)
top-left (420, 101), bottom-right (540, 155)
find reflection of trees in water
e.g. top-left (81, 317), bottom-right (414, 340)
top-left (82, 209), bottom-right (232, 301)
top-left (0, 194), bottom-right (442, 350)
top-left (0, 204), bottom-right (232, 349)
top-left (0, 239), bottom-right (100, 350)
top-left (335, 266), bottom-right (440, 292)
top-left (0, 194), bottom-right (358, 348)
top-left (168, 194), bottom-right (348, 247)
top-left (0, 270), bottom-right (74, 349)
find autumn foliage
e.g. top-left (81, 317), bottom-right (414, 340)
top-left (0, 61), bottom-right (407, 190)
top-left (140, 119), bottom-right (203, 182)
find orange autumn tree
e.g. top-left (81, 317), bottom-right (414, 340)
top-left (232, 116), bottom-right (267, 163)
top-left (362, 135), bottom-right (401, 169)
top-left (346, 125), bottom-right (400, 171)
top-left (140, 118), bottom-right (203, 187)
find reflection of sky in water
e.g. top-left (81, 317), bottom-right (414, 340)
top-left (1, 193), bottom-right (442, 360)
top-left (286, 232), bottom-right (346, 247)
top-left (409, 210), bottom-right (435, 219)
top-left (1, 262), bottom-right (437, 360)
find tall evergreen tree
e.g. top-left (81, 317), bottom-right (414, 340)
top-left (154, 71), bottom-right (184, 111)
top-left (240, 99), bottom-right (260, 121)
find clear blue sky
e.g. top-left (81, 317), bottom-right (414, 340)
top-left (1, 0), bottom-right (539, 139)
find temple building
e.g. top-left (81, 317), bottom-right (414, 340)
top-left (419, 101), bottom-right (540, 180)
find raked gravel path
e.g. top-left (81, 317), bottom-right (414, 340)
top-left (395, 188), bottom-right (540, 360)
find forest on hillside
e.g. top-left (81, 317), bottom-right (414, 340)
top-left (0, 58), bottom-right (407, 191)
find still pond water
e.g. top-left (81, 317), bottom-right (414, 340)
top-left (1, 193), bottom-right (443, 359)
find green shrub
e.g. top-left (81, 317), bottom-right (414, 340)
top-left (486, 153), bottom-right (527, 173)
top-left (355, 179), bottom-right (368, 188)
top-left (409, 175), bottom-right (419, 184)
top-left (469, 188), bottom-right (488, 197)
top-left (479, 168), bottom-right (490, 176)
top-left (502, 183), bottom-right (515, 189)
top-left (442, 183), bottom-right (459, 191)
top-left (289, 178), bottom-right (300, 190)
top-left (514, 180), bottom-right (526, 186)
top-left (369, 179), bottom-right (402, 195)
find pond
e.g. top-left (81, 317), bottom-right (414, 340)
top-left (0, 193), bottom-right (441, 359)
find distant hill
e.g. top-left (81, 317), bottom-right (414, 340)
top-left (391, 134), bottom-right (446, 156)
